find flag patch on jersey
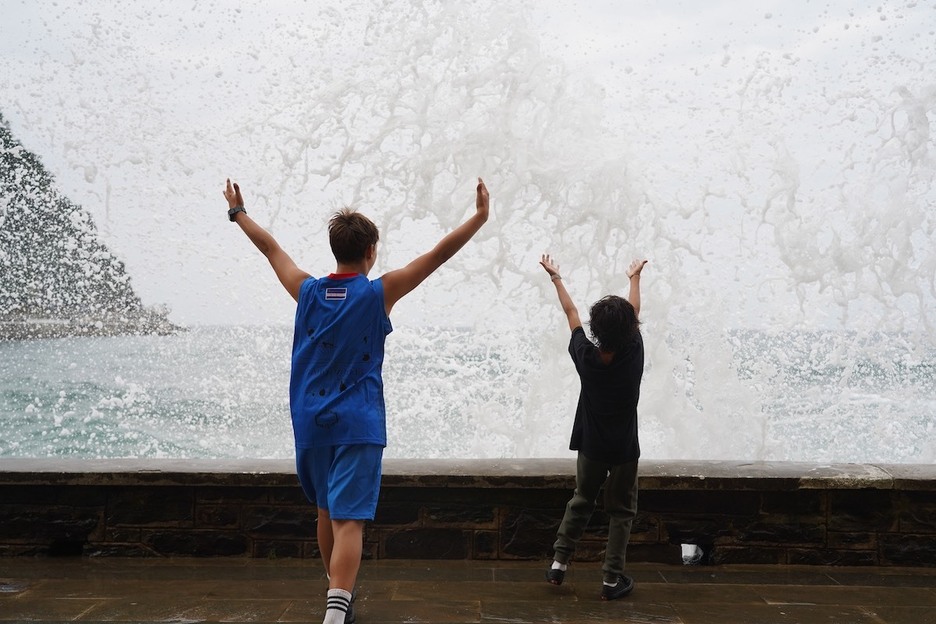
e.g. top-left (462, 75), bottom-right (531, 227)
top-left (325, 288), bottom-right (348, 301)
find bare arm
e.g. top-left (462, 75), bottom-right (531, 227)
top-left (539, 254), bottom-right (582, 332)
top-left (381, 178), bottom-right (490, 315)
top-left (223, 179), bottom-right (310, 302)
top-left (626, 259), bottom-right (648, 318)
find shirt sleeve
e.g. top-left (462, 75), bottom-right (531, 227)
top-left (568, 326), bottom-right (592, 366)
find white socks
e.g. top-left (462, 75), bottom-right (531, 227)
top-left (551, 561), bottom-right (567, 571)
top-left (322, 588), bottom-right (352, 624)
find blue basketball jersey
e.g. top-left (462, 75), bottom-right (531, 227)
top-left (289, 274), bottom-right (392, 448)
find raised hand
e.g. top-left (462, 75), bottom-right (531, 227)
top-left (540, 254), bottom-right (561, 278)
top-left (223, 178), bottom-right (244, 209)
top-left (627, 259), bottom-right (648, 279)
top-left (476, 178), bottom-right (490, 219)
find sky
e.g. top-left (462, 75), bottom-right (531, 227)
top-left (0, 0), bottom-right (934, 335)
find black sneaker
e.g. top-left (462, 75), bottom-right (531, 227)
top-left (344, 588), bottom-right (357, 624)
top-left (600, 574), bottom-right (634, 600)
top-left (545, 567), bottom-right (565, 585)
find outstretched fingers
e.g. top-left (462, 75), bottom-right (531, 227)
top-left (476, 177), bottom-right (490, 215)
top-left (540, 254), bottom-right (560, 276)
top-left (223, 179), bottom-right (245, 209)
top-left (627, 259), bottom-right (648, 278)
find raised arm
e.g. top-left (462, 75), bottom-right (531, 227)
top-left (223, 179), bottom-right (310, 302)
top-left (381, 178), bottom-right (490, 315)
top-left (539, 254), bottom-right (582, 332)
top-left (626, 259), bottom-right (648, 318)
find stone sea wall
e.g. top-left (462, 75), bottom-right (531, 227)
top-left (0, 459), bottom-right (933, 566)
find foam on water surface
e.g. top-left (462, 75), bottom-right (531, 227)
top-left (0, 1), bottom-right (934, 461)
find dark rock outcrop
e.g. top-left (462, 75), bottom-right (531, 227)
top-left (0, 112), bottom-right (178, 339)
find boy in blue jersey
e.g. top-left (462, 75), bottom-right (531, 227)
top-left (223, 178), bottom-right (489, 624)
top-left (539, 253), bottom-right (647, 601)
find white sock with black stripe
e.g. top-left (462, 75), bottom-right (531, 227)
top-left (322, 588), bottom-right (352, 624)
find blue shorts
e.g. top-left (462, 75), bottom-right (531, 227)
top-left (295, 444), bottom-right (383, 520)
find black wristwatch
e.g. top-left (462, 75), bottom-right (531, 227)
top-left (228, 205), bottom-right (246, 222)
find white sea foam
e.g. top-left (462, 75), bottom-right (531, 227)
top-left (0, 1), bottom-right (934, 461)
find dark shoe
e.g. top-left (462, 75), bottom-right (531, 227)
top-left (345, 588), bottom-right (357, 624)
top-left (600, 574), bottom-right (634, 600)
top-left (545, 567), bottom-right (565, 585)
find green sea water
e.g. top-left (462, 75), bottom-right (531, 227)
top-left (0, 326), bottom-right (933, 462)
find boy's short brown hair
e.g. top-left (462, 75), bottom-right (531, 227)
top-left (328, 209), bottom-right (379, 263)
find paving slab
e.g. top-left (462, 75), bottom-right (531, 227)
top-left (1, 558), bottom-right (935, 623)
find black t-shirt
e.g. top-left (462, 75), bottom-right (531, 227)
top-left (567, 326), bottom-right (643, 464)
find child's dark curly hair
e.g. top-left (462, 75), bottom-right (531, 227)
top-left (588, 295), bottom-right (640, 352)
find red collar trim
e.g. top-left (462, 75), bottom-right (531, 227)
top-left (328, 273), bottom-right (360, 279)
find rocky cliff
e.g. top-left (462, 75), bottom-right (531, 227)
top-left (0, 113), bottom-right (178, 339)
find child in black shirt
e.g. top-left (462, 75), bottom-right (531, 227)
top-left (539, 253), bottom-right (647, 600)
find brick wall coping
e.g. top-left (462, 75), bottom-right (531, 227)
top-left (1, 458), bottom-right (933, 491)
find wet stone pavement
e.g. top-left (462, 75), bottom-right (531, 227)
top-left (1, 558), bottom-right (935, 624)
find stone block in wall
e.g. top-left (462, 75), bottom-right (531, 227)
top-left (628, 543), bottom-right (682, 564)
top-left (828, 490), bottom-right (898, 532)
top-left (196, 486), bottom-right (270, 505)
top-left (381, 485), bottom-right (566, 509)
top-left (253, 539), bottom-right (305, 558)
top-left (640, 490), bottom-right (760, 515)
top-left (0, 544), bottom-right (51, 556)
top-left (271, 487), bottom-right (308, 505)
top-left (627, 512), bottom-right (660, 543)
top-left (107, 487), bottom-right (194, 526)
top-left (473, 530), bottom-right (497, 559)
top-left (379, 486), bottom-right (451, 505)
top-left (788, 548), bottom-right (877, 566)
top-left (737, 520), bottom-right (825, 545)
top-left (710, 545), bottom-right (786, 565)
top-left (826, 531), bottom-right (877, 550)
top-left (473, 487), bottom-right (570, 510)
top-left (424, 503), bottom-right (496, 527)
top-left (196, 505), bottom-right (240, 529)
top-left (880, 534), bottom-right (936, 566)
top-left (0, 485), bottom-right (106, 507)
top-left (373, 502), bottom-right (420, 526)
top-left (500, 508), bottom-right (559, 560)
top-left (85, 542), bottom-right (159, 557)
top-left (490, 488), bottom-right (569, 509)
top-left (0, 506), bottom-right (102, 542)
top-left (105, 528), bottom-right (142, 543)
top-left (142, 529), bottom-right (248, 556)
top-left (383, 528), bottom-right (470, 559)
top-left (244, 507), bottom-right (315, 539)
top-left (899, 492), bottom-right (936, 533)
top-left (304, 541), bottom-right (324, 559)
top-left (759, 490), bottom-right (824, 516)
top-left (658, 515), bottom-right (737, 545)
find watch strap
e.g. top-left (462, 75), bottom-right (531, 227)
top-left (228, 205), bottom-right (246, 222)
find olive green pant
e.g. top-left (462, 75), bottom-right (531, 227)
top-left (552, 453), bottom-right (639, 583)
